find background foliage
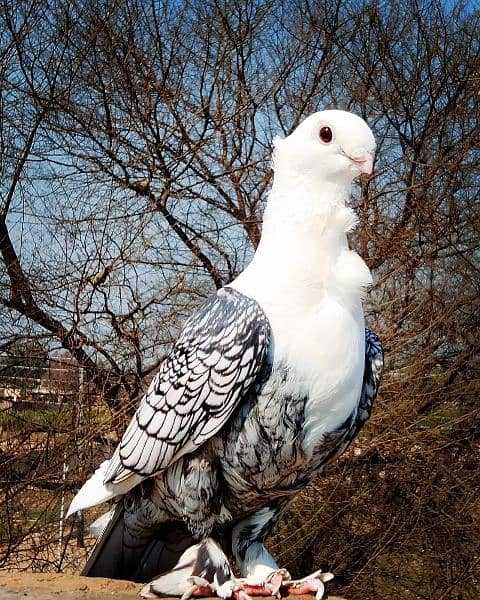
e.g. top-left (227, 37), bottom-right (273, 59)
top-left (0, 1), bottom-right (479, 598)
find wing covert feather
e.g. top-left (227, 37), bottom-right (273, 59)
top-left (104, 287), bottom-right (270, 484)
top-left (358, 329), bottom-right (384, 424)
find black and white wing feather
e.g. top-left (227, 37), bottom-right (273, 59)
top-left (104, 287), bottom-right (270, 484)
top-left (357, 329), bottom-right (384, 427)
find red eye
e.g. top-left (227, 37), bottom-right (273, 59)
top-left (319, 126), bottom-right (333, 143)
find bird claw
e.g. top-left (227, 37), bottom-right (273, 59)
top-left (143, 577), bottom-right (236, 600)
top-left (226, 567), bottom-right (333, 600)
top-left (180, 584), bottom-right (214, 600)
top-left (178, 576), bottom-right (240, 600)
top-left (235, 569), bottom-right (290, 598)
top-left (139, 536), bottom-right (332, 600)
top-left (282, 569), bottom-right (334, 600)
top-left (139, 539), bottom-right (239, 599)
top-left (142, 567), bottom-right (333, 600)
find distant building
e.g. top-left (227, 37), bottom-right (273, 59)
top-left (0, 353), bottom-right (84, 404)
top-left (32, 354), bottom-right (81, 402)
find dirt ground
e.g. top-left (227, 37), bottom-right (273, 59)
top-left (0, 571), bottom-right (140, 599)
top-left (0, 571), bottom-right (346, 600)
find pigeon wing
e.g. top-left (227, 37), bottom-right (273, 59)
top-left (357, 328), bottom-right (384, 425)
top-left (104, 287), bottom-right (270, 484)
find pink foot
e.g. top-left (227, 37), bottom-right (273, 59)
top-left (183, 584), bottom-right (216, 598)
top-left (282, 569), bottom-right (334, 600)
top-left (180, 576), bottom-right (239, 600)
top-left (235, 569), bottom-right (290, 599)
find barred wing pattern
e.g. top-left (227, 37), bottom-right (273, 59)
top-left (104, 287), bottom-right (270, 485)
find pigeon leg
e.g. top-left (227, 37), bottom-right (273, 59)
top-left (229, 503), bottom-right (293, 598)
top-left (140, 538), bottom-right (238, 599)
top-left (230, 502), bottom-right (292, 595)
top-left (282, 569), bottom-right (334, 600)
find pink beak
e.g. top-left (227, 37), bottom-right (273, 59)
top-left (350, 153), bottom-right (374, 175)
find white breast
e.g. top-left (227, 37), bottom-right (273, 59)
top-left (261, 291), bottom-right (365, 453)
top-left (230, 196), bottom-right (372, 454)
top-left (231, 244), bottom-right (370, 455)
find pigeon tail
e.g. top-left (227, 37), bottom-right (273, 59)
top-left (66, 460), bottom-right (142, 518)
top-left (81, 499), bottom-right (196, 582)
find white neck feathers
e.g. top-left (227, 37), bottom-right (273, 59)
top-left (231, 174), bottom-right (372, 308)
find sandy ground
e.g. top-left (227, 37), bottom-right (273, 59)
top-left (0, 571), bottom-right (346, 600)
top-left (0, 571), bottom-right (140, 599)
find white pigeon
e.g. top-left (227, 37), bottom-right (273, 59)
top-left (68, 109), bottom-right (384, 600)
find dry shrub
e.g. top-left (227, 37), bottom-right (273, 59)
top-left (269, 369), bottom-right (480, 599)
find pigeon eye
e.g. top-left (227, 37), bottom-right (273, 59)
top-left (319, 126), bottom-right (333, 144)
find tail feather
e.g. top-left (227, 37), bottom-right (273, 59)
top-left (67, 461), bottom-right (142, 517)
top-left (135, 530), bottom-right (196, 583)
top-left (81, 500), bottom-right (195, 582)
top-left (89, 508), bottom-right (115, 538)
top-left (81, 501), bottom-right (126, 578)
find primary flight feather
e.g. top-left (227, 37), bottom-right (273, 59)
top-left (68, 109), bottom-right (384, 600)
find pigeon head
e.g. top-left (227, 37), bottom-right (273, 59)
top-left (273, 110), bottom-right (376, 185)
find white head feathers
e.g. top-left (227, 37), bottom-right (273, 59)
top-left (262, 109), bottom-right (376, 233)
top-left (273, 109), bottom-right (376, 186)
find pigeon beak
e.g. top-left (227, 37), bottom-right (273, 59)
top-left (348, 152), bottom-right (374, 175)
